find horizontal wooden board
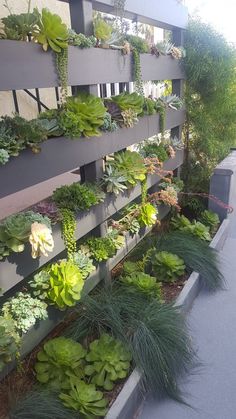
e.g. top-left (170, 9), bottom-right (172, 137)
top-left (0, 41), bottom-right (184, 91)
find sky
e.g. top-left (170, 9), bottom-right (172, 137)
top-left (185, 0), bottom-right (236, 43)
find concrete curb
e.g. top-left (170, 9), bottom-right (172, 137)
top-left (105, 218), bottom-right (230, 419)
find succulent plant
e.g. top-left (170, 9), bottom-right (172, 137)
top-left (29, 270), bottom-right (51, 301)
top-left (53, 182), bottom-right (102, 212)
top-left (109, 150), bottom-right (146, 188)
top-left (137, 202), bottom-right (158, 227)
top-left (143, 98), bottom-right (156, 115)
top-left (0, 316), bottom-right (19, 372)
top-left (146, 250), bottom-right (186, 283)
top-left (101, 112), bottom-right (118, 132)
top-left (93, 17), bottom-right (113, 43)
top-left (103, 99), bottom-right (122, 123)
top-left (138, 139), bottom-right (169, 161)
top-left (82, 236), bottom-right (117, 263)
top-left (121, 108), bottom-right (139, 128)
top-left (171, 46), bottom-right (183, 59)
top-left (102, 165), bottom-right (128, 195)
top-left (1, 10), bottom-right (40, 41)
top-left (0, 211), bottom-right (51, 254)
top-left (171, 214), bottom-right (211, 241)
top-left (2, 292), bottom-right (48, 334)
top-left (68, 29), bottom-right (96, 48)
top-left (200, 210), bottom-right (220, 234)
top-left (32, 201), bottom-right (60, 224)
top-left (60, 377), bottom-right (108, 417)
top-left (0, 149), bottom-right (9, 165)
top-left (125, 34), bottom-right (149, 53)
top-left (0, 242), bottom-right (10, 261)
top-left (154, 40), bottom-right (175, 55)
top-left (161, 95), bottom-right (183, 110)
top-left (85, 334), bottom-right (132, 390)
top-left (47, 260), bottom-right (85, 309)
top-left (35, 337), bottom-right (86, 390)
top-left (171, 214), bottom-right (192, 230)
top-left (33, 8), bottom-right (68, 52)
top-left (121, 270), bottom-right (162, 300)
top-left (111, 92), bottom-right (144, 115)
top-left (72, 250), bottom-right (96, 279)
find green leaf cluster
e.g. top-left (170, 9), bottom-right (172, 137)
top-left (60, 93), bottom-right (106, 138)
top-left (2, 292), bottom-right (48, 334)
top-left (82, 236), bottom-right (117, 263)
top-left (1, 10), bottom-right (40, 41)
top-left (125, 34), bottom-right (149, 53)
top-left (0, 149), bottom-right (9, 165)
top-left (68, 30), bottom-right (96, 48)
top-left (72, 250), bottom-right (96, 279)
top-left (0, 211), bottom-right (51, 258)
top-left (106, 150), bottom-right (146, 189)
top-left (137, 202), bottom-right (157, 227)
top-left (35, 337), bottom-right (86, 389)
top-left (121, 262), bottom-right (162, 300)
top-left (53, 182), bottom-right (103, 212)
top-left (29, 270), bottom-right (51, 300)
top-left (93, 17), bottom-right (113, 43)
top-left (139, 139), bottom-right (169, 161)
top-left (33, 8), bottom-right (68, 52)
top-left (60, 378), bottom-right (108, 417)
top-left (111, 92), bottom-right (144, 115)
top-left (199, 210), bottom-right (219, 234)
top-left (0, 316), bottom-right (19, 371)
top-left (146, 250), bottom-right (185, 283)
top-left (171, 214), bottom-right (211, 241)
top-left (47, 260), bottom-right (84, 309)
top-left (85, 333), bottom-right (131, 390)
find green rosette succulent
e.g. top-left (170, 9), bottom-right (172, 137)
top-left (146, 250), bottom-right (186, 283)
top-left (0, 211), bottom-right (51, 253)
top-left (1, 11), bottom-right (40, 41)
top-left (35, 337), bottom-right (86, 390)
top-left (0, 149), bottom-right (9, 165)
top-left (33, 8), bottom-right (68, 52)
top-left (72, 250), bottom-right (96, 279)
top-left (47, 260), bottom-right (84, 309)
top-left (93, 17), bottom-right (112, 43)
top-left (0, 316), bottom-right (19, 372)
top-left (109, 150), bottom-right (146, 188)
top-left (137, 202), bottom-right (157, 227)
top-left (85, 334), bottom-right (132, 390)
top-left (200, 210), bottom-right (220, 234)
top-left (171, 214), bottom-right (211, 241)
top-left (121, 271), bottom-right (162, 300)
top-left (60, 377), bottom-right (108, 417)
top-left (111, 92), bottom-right (144, 115)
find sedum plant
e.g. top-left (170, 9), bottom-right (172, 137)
top-left (68, 29), bottom-right (96, 48)
top-left (53, 182), bottom-right (103, 212)
top-left (85, 333), bottom-right (131, 390)
top-left (33, 8), bottom-right (68, 52)
top-left (0, 149), bottom-right (9, 165)
top-left (35, 337), bottom-right (86, 389)
top-left (145, 250), bottom-right (186, 283)
top-left (101, 112), bottom-right (118, 132)
top-left (72, 250), bottom-right (96, 279)
top-left (60, 377), bottom-right (108, 417)
top-left (29, 270), bottom-right (51, 301)
top-left (200, 210), bottom-right (220, 234)
top-left (0, 316), bottom-right (19, 372)
top-left (2, 292), bottom-right (48, 334)
top-left (47, 260), bottom-right (84, 309)
top-left (82, 237), bottom-right (116, 263)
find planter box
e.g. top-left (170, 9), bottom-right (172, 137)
top-left (0, 204), bottom-right (170, 381)
top-left (105, 218), bottom-right (230, 419)
top-left (0, 150), bottom-right (184, 294)
top-left (0, 41), bottom-right (184, 91)
top-left (0, 109), bottom-right (185, 198)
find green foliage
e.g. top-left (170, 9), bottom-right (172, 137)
top-left (47, 260), bottom-right (84, 309)
top-left (155, 231), bottom-right (224, 290)
top-left (161, 95), bottom-right (183, 110)
top-left (121, 262), bottom-right (162, 300)
top-left (112, 92), bottom-right (144, 115)
top-left (94, 17), bottom-right (113, 43)
top-left (132, 48), bottom-right (145, 96)
top-left (101, 112), bottom-right (118, 132)
top-left (125, 34), bottom-right (149, 53)
top-left (72, 250), bottom-right (96, 279)
top-left (60, 378), bottom-right (108, 417)
top-left (67, 285), bottom-right (195, 402)
top-left (143, 98), bottom-right (156, 115)
top-left (85, 333), bottom-right (131, 390)
top-left (139, 139), bottom-right (169, 161)
top-left (68, 29), bottom-right (96, 48)
top-left (155, 40), bottom-right (174, 55)
top-left (60, 209), bottom-right (76, 260)
top-left (1, 10), bottom-right (39, 41)
top-left (2, 292), bottom-right (48, 334)
top-left (199, 210), bottom-right (220, 233)
top-left (29, 270), bottom-right (50, 301)
top-left (108, 150), bottom-right (146, 188)
top-left (0, 316), bottom-right (19, 371)
top-left (61, 93), bottom-right (106, 137)
top-left (55, 48), bottom-right (68, 101)
top-left (171, 214), bottom-right (211, 241)
top-left (137, 202), bottom-right (157, 227)
top-left (9, 388), bottom-right (78, 419)
top-left (145, 250), bottom-right (185, 283)
top-left (53, 182), bottom-right (102, 212)
top-left (33, 8), bottom-right (68, 52)
top-left (102, 165), bottom-right (128, 195)
top-left (182, 19), bottom-right (236, 194)
top-left (121, 108), bottom-right (139, 128)
top-left (0, 149), bottom-right (9, 165)
top-left (82, 237), bottom-right (116, 262)
top-left (0, 211), bottom-right (51, 255)
top-left (35, 337), bottom-right (86, 389)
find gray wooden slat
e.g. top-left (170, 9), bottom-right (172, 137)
top-left (0, 109), bottom-right (185, 198)
top-left (0, 149), bottom-right (184, 294)
top-left (0, 41), bottom-right (184, 91)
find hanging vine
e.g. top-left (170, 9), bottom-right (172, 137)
top-left (55, 48), bottom-right (68, 104)
top-left (132, 48), bottom-right (144, 97)
top-left (60, 208), bottom-right (76, 260)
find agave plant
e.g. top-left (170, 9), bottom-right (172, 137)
top-left (161, 95), bottom-right (183, 110)
top-left (154, 40), bottom-right (174, 55)
top-left (145, 250), bottom-right (186, 283)
top-left (35, 337), bottom-right (86, 389)
top-left (60, 377), bottom-right (108, 417)
top-left (33, 8), bottom-right (68, 52)
top-left (85, 333), bottom-right (132, 390)
top-left (102, 165), bottom-right (128, 195)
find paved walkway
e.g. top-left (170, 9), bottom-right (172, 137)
top-left (138, 215), bottom-right (236, 419)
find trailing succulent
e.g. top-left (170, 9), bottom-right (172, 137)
top-left (53, 182), bottom-right (103, 212)
top-left (2, 292), bottom-right (48, 334)
top-left (145, 250), bottom-right (186, 283)
top-left (121, 262), bottom-right (162, 300)
top-left (0, 316), bottom-right (19, 371)
top-left (47, 260), bottom-right (84, 309)
top-left (60, 377), bottom-right (108, 417)
top-left (0, 211), bottom-right (51, 259)
top-left (35, 337), bottom-right (86, 389)
top-left (85, 333), bottom-right (132, 390)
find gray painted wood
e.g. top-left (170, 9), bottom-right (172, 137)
top-left (0, 149), bottom-right (184, 294)
top-left (0, 41), bottom-right (184, 91)
top-left (0, 110), bottom-right (185, 198)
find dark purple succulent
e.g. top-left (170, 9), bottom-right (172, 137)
top-left (32, 200), bottom-right (61, 224)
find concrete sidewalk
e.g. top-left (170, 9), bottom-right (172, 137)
top-left (138, 216), bottom-right (236, 419)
